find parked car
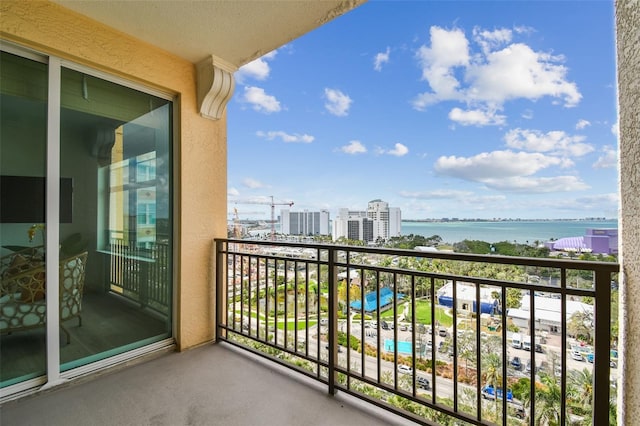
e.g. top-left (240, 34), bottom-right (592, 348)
top-left (397, 364), bottom-right (413, 374)
top-left (325, 344), bottom-right (343, 353)
top-left (481, 385), bottom-right (513, 402)
top-left (511, 356), bottom-right (522, 370)
top-left (416, 376), bottom-right (430, 390)
top-left (571, 350), bottom-right (584, 361)
top-left (438, 328), bottom-right (448, 337)
top-left (509, 403), bottom-right (526, 419)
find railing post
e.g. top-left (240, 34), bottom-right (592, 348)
top-left (328, 246), bottom-right (338, 395)
top-left (593, 268), bottom-right (611, 426)
top-left (215, 239), bottom-right (225, 341)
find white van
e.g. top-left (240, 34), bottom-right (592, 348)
top-left (522, 335), bottom-right (531, 351)
top-left (511, 333), bottom-right (522, 349)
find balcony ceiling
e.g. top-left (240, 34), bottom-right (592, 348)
top-left (51, 0), bottom-right (366, 68)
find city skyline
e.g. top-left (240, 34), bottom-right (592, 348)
top-left (227, 1), bottom-right (618, 221)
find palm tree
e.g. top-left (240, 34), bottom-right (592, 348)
top-left (567, 367), bottom-right (594, 422)
top-left (568, 368), bottom-right (593, 408)
top-left (482, 352), bottom-right (502, 417)
top-left (534, 373), bottom-right (562, 426)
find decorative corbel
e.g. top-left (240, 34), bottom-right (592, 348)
top-left (196, 56), bottom-right (236, 120)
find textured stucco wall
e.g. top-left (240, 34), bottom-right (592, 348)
top-left (616, 0), bottom-right (640, 424)
top-left (0, 1), bottom-right (227, 350)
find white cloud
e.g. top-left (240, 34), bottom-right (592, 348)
top-left (399, 189), bottom-right (473, 199)
top-left (521, 109), bottom-right (534, 120)
top-left (412, 26), bottom-right (582, 119)
top-left (573, 193), bottom-right (619, 209)
top-left (482, 175), bottom-right (590, 192)
top-left (576, 119), bottom-right (591, 130)
top-left (434, 150), bottom-right (564, 180)
top-left (228, 187), bottom-right (239, 197)
top-left (513, 25), bottom-right (536, 35)
top-left (324, 88), bottom-right (352, 116)
top-left (473, 27), bottom-right (512, 55)
top-left (386, 143), bottom-right (409, 156)
top-left (611, 123), bottom-right (619, 135)
top-left (466, 43), bottom-right (581, 107)
top-left (236, 50), bottom-right (277, 83)
top-left (256, 130), bottom-right (314, 144)
top-left (242, 86), bottom-right (281, 113)
top-left (593, 145), bottom-right (618, 169)
top-left (504, 128), bottom-right (594, 157)
top-left (433, 150), bottom-right (589, 192)
top-left (414, 27), bottom-right (469, 107)
top-left (374, 47), bottom-right (391, 71)
top-left (538, 193), bottom-right (618, 211)
top-left (242, 178), bottom-right (265, 189)
top-left (448, 107), bottom-right (506, 126)
top-left (340, 140), bottom-right (367, 154)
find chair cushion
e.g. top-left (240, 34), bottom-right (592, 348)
top-left (20, 270), bottom-right (46, 302)
top-left (2, 254), bottom-right (31, 278)
top-left (1, 254), bottom-right (46, 302)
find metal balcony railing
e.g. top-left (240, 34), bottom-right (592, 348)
top-left (215, 239), bottom-right (619, 426)
top-left (108, 239), bottom-right (170, 313)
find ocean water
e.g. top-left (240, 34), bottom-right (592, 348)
top-left (401, 220), bottom-right (618, 244)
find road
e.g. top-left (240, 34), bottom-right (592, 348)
top-left (248, 316), bottom-right (611, 405)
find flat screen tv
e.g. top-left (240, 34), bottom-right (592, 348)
top-left (0, 175), bottom-right (73, 223)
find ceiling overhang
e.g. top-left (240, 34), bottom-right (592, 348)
top-left (51, 1), bottom-right (366, 67)
top-left (51, 0), bottom-right (366, 120)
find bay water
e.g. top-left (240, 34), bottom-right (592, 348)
top-left (401, 219), bottom-right (618, 244)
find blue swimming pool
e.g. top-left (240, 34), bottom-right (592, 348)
top-left (384, 339), bottom-right (424, 355)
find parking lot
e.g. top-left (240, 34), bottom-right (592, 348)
top-left (331, 317), bottom-right (610, 382)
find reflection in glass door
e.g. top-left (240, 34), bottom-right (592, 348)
top-left (1, 49), bottom-right (173, 391)
top-left (0, 51), bottom-right (49, 387)
top-left (59, 67), bottom-right (173, 371)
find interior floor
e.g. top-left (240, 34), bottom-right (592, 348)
top-left (0, 291), bottom-right (169, 384)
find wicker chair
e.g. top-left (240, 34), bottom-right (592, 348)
top-left (0, 249), bottom-right (88, 344)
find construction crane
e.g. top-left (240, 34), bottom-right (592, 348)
top-left (231, 196), bottom-right (294, 240)
top-left (228, 209), bottom-right (264, 238)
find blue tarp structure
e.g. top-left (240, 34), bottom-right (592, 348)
top-left (350, 287), bottom-right (404, 312)
top-left (438, 296), bottom-right (498, 314)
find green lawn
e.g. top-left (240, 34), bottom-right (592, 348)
top-left (378, 300), bottom-right (453, 327)
top-left (231, 309), bottom-right (317, 330)
top-left (275, 319), bottom-right (317, 331)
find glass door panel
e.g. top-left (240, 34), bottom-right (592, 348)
top-left (0, 51), bottom-right (49, 387)
top-left (59, 67), bottom-right (172, 371)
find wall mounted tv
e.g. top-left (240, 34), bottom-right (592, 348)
top-left (0, 175), bottom-right (73, 223)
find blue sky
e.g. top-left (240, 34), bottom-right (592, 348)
top-left (227, 1), bottom-right (618, 221)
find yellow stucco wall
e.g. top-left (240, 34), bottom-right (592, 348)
top-left (0, 1), bottom-right (226, 350)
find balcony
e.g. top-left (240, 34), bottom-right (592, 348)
top-left (214, 239), bottom-right (618, 426)
top-left (1, 239), bottom-right (619, 426)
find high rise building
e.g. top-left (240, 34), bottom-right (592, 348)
top-left (332, 200), bottom-right (401, 243)
top-left (280, 209), bottom-right (330, 236)
top-left (367, 199), bottom-right (389, 242)
top-left (332, 208), bottom-right (373, 242)
top-left (389, 207), bottom-right (402, 239)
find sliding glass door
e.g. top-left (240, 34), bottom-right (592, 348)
top-left (0, 51), bottom-right (49, 387)
top-left (0, 47), bottom-right (174, 391)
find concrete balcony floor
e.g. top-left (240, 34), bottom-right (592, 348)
top-left (1, 342), bottom-right (411, 426)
